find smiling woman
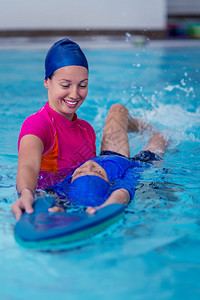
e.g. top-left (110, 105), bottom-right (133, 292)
top-left (11, 38), bottom-right (96, 220)
top-left (44, 66), bottom-right (88, 120)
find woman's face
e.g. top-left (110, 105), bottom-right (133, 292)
top-left (44, 66), bottom-right (88, 120)
top-left (72, 160), bottom-right (109, 183)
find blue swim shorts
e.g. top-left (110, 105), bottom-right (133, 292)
top-left (100, 150), bottom-right (162, 164)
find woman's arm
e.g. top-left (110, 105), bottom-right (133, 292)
top-left (11, 135), bottom-right (44, 220)
top-left (86, 188), bottom-right (130, 214)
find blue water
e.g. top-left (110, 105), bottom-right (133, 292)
top-left (0, 38), bottom-right (200, 299)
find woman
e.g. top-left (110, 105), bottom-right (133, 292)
top-left (12, 38), bottom-right (96, 220)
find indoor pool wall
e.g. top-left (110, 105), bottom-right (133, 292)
top-left (0, 38), bottom-right (200, 300)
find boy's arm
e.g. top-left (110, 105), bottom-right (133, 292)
top-left (86, 188), bottom-right (130, 214)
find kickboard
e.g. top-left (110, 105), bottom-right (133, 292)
top-left (14, 197), bottom-right (125, 248)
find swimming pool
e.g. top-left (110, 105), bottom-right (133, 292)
top-left (0, 37), bottom-right (200, 299)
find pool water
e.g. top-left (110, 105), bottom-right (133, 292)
top-left (0, 38), bottom-right (200, 299)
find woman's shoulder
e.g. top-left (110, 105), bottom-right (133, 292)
top-left (22, 104), bottom-right (52, 128)
top-left (18, 104), bottom-right (55, 152)
top-left (19, 104), bottom-right (54, 142)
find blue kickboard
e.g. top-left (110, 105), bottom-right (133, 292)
top-left (14, 197), bottom-right (125, 247)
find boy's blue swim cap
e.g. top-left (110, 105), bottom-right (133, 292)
top-left (45, 38), bottom-right (88, 79)
top-left (68, 175), bottom-right (110, 207)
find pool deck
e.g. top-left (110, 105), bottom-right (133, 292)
top-left (0, 36), bottom-right (200, 50)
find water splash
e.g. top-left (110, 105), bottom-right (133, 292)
top-left (164, 84), bottom-right (194, 98)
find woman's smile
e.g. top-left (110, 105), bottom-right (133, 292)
top-left (63, 99), bottom-right (79, 108)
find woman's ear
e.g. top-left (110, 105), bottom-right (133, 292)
top-left (44, 79), bottom-right (49, 89)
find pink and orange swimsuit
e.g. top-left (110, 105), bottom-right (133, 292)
top-left (18, 102), bottom-right (96, 188)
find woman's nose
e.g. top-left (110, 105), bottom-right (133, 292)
top-left (69, 86), bottom-right (79, 100)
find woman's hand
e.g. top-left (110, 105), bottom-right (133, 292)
top-left (11, 188), bottom-right (34, 220)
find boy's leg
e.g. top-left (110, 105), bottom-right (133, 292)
top-left (101, 104), bottom-right (130, 157)
top-left (101, 103), bottom-right (168, 158)
top-left (127, 115), bottom-right (152, 132)
top-left (144, 132), bottom-right (168, 157)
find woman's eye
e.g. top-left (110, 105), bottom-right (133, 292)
top-left (61, 85), bottom-right (70, 88)
top-left (79, 83), bottom-right (88, 88)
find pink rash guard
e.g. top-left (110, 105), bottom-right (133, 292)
top-left (18, 102), bottom-right (96, 188)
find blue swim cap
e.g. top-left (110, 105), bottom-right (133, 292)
top-left (68, 175), bottom-right (110, 207)
top-left (45, 38), bottom-right (88, 79)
